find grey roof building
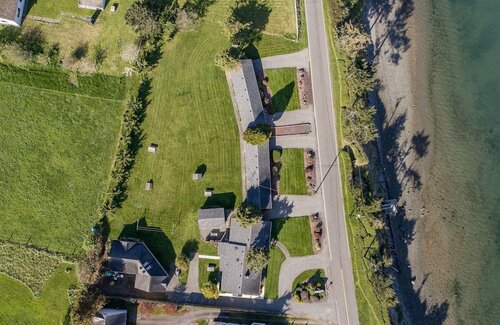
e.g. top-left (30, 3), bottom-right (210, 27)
top-left (0, 0), bottom-right (25, 27)
top-left (218, 218), bottom-right (271, 297)
top-left (92, 308), bottom-right (127, 325)
top-left (198, 208), bottom-right (227, 241)
top-left (108, 240), bottom-right (169, 292)
top-left (229, 59), bottom-right (272, 210)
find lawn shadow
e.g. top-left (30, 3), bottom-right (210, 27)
top-left (182, 0), bottom-right (216, 18)
top-left (228, 0), bottom-right (272, 47)
top-left (270, 81), bottom-right (295, 113)
top-left (202, 192), bottom-right (236, 209)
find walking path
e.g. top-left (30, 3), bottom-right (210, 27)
top-left (185, 254), bottom-right (199, 293)
top-left (274, 241), bottom-right (290, 258)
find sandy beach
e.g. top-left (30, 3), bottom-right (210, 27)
top-left (366, 0), bottom-right (454, 323)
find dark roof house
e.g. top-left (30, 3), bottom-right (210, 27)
top-left (108, 240), bottom-right (169, 292)
top-left (92, 308), bottom-right (127, 325)
top-left (0, 0), bottom-right (25, 27)
top-left (198, 208), bottom-right (227, 241)
top-left (218, 218), bottom-right (271, 297)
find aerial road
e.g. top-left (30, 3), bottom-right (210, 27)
top-left (304, 0), bottom-right (360, 324)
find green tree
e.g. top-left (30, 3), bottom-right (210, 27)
top-left (344, 102), bottom-right (377, 145)
top-left (175, 254), bottom-right (190, 272)
top-left (226, 0), bottom-right (271, 48)
top-left (242, 123), bottom-right (272, 145)
top-left (245, 247), bottom-right (269, 272)
top-left (200, 282), bottom-right (219, 299)
top-left (214, 47), bottom-right (242, 71)
top-left (125, 0), bottom-right (162, 40)
top-left (234, 201), bottom-right (262, 227)
top-left (338, 21), bottom-right (371, 60)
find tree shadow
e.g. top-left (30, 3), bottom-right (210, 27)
top-left (228, 0), bottom-right (272, 48)
top-left (366, 0), bottom-right (415, 65)
top-left (264, 195), bottom-right (294, 220)
top-left (269, 81), bottom-right (295, 114)
top-left (182, 0), bottom-right (216, 18)
top-left (118, 217), bottom-right (176, 268)
top-left (202, 192), bottom-right (236, 209)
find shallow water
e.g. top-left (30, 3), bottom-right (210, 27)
top-left (419, 0), bottom-right (500, 323)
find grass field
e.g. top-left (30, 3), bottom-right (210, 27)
top-left (0, 263), bottom-right (76, 324)
top-left (109, 8), bottom-right (243, 268)
top-left (265, 68), bottom-right (300, 113)
top-left (198, 259), bottom-right (219, 289)
top-left (27, 0), bottom-right (94, 19)
top-left (292, 268), bottom-right (325, 290)
top-left (0, 66), bottom-right (125, 253)
top-left (272, 217), bottom-right (312, 256)
top-left (324, 0), bottom-right (390, 323)
top-left (278, 148), bottom-right (308, 195)
top-left (264, 246), bottom-right (286, 300)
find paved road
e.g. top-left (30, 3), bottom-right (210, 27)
top-left (304, 0), bottom-right (359, 324)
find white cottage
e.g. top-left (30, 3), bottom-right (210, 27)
top-left (0, 0), bottom-right (26, 27)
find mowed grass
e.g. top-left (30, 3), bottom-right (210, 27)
top-left (198, 259), bottom-right (219, 288)
top-left (265, 68), bottom-right (300, 113)
top-left (264, 246), bottom-right (286, 300)
top-left (109, 14), bottom-right (242, 266)
top-left (0, 263), bottom-right (77, 325)
top-left (0, 69), bottom-right (124, 253)
top-left (272, 217), bottom-right (312, 256)
top-left (27, 0), bottom-right (94, 19)
top-left (279, 148), bottom-right (308, 195)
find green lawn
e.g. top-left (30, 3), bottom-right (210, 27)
top-left (109, 8), bottom-right (243, 268)
top-left (272, 217), bottom-right (312, 256)
top-left (292, 268), bottom-right (325, 291)
top-left (27, 0), bottom-right (94, 19)
top-left (0, 263), bottom-right (77, 325)
top-left (264, 246), bottom-right (286, 300)
top-left (278, 148), bottom-right (308, 195)
top-left (0, 67), bottom-right (125, 253)
top-left (198, 259), bottom-right (219, 289)
top-left (265, 68), bottom-right (300, 113)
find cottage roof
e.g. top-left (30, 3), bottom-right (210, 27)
top-left (0, 0), bottom-right (18, 21)
top-left (108, 240), bottom-right (169, 292)
top-left (198, 208), bottom-right (226, 231)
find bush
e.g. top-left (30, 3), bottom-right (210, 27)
top-left (175, 9), bottom-right (198, 31)
top-left (47, 43), bottom-right (60, 67)
top-left (242, 123), bottom-right (272, 145)
top-left (70, 285), bottom-right (106, 325)
top-left (245, 247), bottom-right (269, 272)
top-left (200, 282), bottom-right (219, 299)
top-left (0, 26), bottom-right (21, 46)
top-left (175, 253), bottom-right (190, 274)
top-left (92, 44), bottom-right (107, 68)
top-left (125, 0), bottom-right (162, 40)
top-left (18, 26), bottom-right (46, 56)
top-left (272, 149), bottom-right (282, 163)
top-left (234, 201), bottom-right (262, 227)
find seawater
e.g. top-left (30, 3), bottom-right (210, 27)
top-left (420, 0), bottom-right (500, 323)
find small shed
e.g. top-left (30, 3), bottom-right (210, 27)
top-left (197, 208), bottom-right (226, 241)
top-left (207, 264), bottom-right (215, 272)
top-left (148, 144), bottom-right (158, 153)
top-left (93, 308), bottom-right (127, 325)
top-left (145, 180), bottom-right (153, 191)
top-left (78, 0), bottom-right (106, 10)
top-left (110, 4), bottom-right (117, 12)
top-left (204, 189), bottom-right (213, 197)
top-left (192, 173), bottom-right (203, 181)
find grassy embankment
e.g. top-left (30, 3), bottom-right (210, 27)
top-left (278, 148), bottom-right (308, 195)
top-left (265, 67), bottom-right (300, 113)
top-left (324, 0), bottom-right (390, 323)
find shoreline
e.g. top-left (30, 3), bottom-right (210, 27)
top-left (366, 0), bottom-right (448, 323)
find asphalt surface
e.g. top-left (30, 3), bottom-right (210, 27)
top-left (304, 1), bottom-right (360, 324)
